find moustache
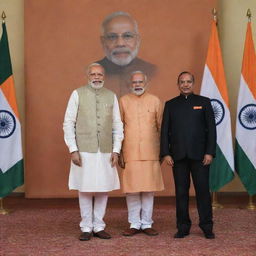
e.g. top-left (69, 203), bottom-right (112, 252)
top-left (131, 86), bottom-right (145, 95)
top-left (92, 80), bottom-right (103, 84)
top-left (134, 87), bottom-right (143, 91)
top-left (111, 48), bottom-right (132, 55)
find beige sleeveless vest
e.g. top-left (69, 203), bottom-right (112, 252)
top-left (76, 85), bottom-right (114, 153)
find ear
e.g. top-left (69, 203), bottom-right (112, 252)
top-left (100, 36), bottom-right (105, 47)
top-left (137, 34), bottom-right (141, 44)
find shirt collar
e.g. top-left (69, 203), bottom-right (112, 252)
top-left (179, 93), bottom-right (194, 99)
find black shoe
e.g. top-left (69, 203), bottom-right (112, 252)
top-left (93, 230), bottom-right (111, 239)
top-left (174, 231), bottom-right (189, 238)
top-left (79, 232), bottom-right (92, 241)
top-left (143, 228), bottom-right (159, 236)
top-left (122, 228), bottom-right (141, 236)
top-left (204, 231), bottom-right (215, 239)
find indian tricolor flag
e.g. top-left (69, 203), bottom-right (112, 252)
top-left (200, 20), bottom-right (234, 191)
top-left (235, 21), bottom-right (256, 196)
top-left (0, 21), bottom-right (24, 197)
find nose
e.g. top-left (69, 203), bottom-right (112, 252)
top-left (116, 35), bottom-right (126, 46)
top-left (132, 81), bottom-right (141, 86)
top-left (94, 73), bottom-right (102, 80)
top-left (184, 81), bottom-right (190, 87)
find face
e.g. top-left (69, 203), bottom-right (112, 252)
top-left (101, 16), bottom-right (140, 66)
top-left (130, 73), bottom-right (146, 96)
top-left (177, 73), bottom-right (194, 96)
top-left (88, 65), bottom-right (105, 89)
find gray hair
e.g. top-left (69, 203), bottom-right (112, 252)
top-left (130, 70), bottom-right (147, 83)
top-left (101, 11), bottom-right (139, 35)
top-left (177, 71), bottom-right (194, 84)
top-left (86, 63), bottom-right (105, 75)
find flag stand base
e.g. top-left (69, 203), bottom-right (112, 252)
top-left (0, 198), bottom-right (10, 215)
top-left (212, 192), bottom-right (223, 209)
top-left (247, 196), bottom-right (256, 210)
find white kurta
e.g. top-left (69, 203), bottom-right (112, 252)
top-left (63, 89), bottom-right (123, 192)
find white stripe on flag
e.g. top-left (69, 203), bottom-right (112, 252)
top-left (201, 65), bottom-right (234, 170)
top-left (0, 89), bottom-right (23, 173)
top-left (236, 75), bottom-right (256, 168)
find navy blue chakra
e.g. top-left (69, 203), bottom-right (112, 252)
top-left (210, 99), bottom-right (225, 126)
top-left (238, 104), bottom-right (256, 130)
top-left (0, 110), bottom-right (16, 138)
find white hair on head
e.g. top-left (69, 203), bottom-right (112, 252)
top-left (130, 70), bottom-right (147, 83)
top-left (86, 63), bottom-right (105, 75)
top-left (101, 11), bottom-right (139, 35)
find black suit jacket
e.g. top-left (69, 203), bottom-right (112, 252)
top-left (160, 93), bottom-right (216, 161)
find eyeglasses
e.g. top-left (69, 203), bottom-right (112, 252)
top-left (103, 32), bottom-right (137, 43)
top-left (132, 80), bottom-right (144, 84)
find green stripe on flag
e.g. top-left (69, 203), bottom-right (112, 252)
top-left (210, 144), bottom-right (234, 192)
top-left (0, 23), bottom-right (12, 85)
top-left (235, 140), bottom-right (256, 195)
top-left (0, 160), bottom-right (24, 198)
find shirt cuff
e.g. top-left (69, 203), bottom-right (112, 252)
top-left (69, 145), bottom-right (78, 153)
top-left (113, 147), bottom-right (121, 154)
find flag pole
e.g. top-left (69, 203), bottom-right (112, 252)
top-left (0, 198), bottom-right (9, 215)
top-left (247, 195), bottom-right (256, 210)
top-left (212, 192), bottom-right (223, 209)
top-left (212, 7), bottom-right (217, 22)
top-left (247, 8), bottom-right (251, 22)
top-left (0, 11), bottom-right (9, 215)
top-left (244, 9), bottom-right (255, 211)
top-left (2, 11), bottom-right (6, 23)
top-left (210, 8), bottom-right (224, 210)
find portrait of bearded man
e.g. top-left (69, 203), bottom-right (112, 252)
top-left (97, 11), bottom-right (156, 97)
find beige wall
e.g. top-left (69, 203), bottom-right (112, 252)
top-left (0, 0), bottom-right (24, 193)
top-left (1, 0), bottom-right (255, 195)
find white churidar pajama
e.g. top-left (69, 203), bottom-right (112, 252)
top-left (63, 89), bottom-right (123, 232)
top-left (79, 192), bottom-right (108, 233)
top-left (126, 192), bottom-right (154, 230)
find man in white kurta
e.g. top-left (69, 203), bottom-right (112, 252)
top-left (63, 63), bottom-right (123, 241)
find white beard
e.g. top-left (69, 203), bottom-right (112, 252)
top-left (104, 44), bottom-right (139, 66)
top-left (131, 86), bottom-right (145, 96)
top-left (89, 81), bottom-right (104, 89)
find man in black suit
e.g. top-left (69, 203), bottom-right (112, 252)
top-left (97, 11), bottom-right (156, 97)
top-left (160, 71), bottom-right (216, 239)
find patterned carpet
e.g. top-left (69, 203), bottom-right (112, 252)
top-left (1, 196), bottom-right (256, 256)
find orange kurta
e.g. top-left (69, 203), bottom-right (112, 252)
top-left (119, 92), bottom-right (164, 193)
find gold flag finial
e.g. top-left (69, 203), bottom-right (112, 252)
top-left (247, 9), bottom-right (252, 22)
top-left (1, 11), bottom-right (6, 23)
top-left (212, 8), bottom-right (217, 21)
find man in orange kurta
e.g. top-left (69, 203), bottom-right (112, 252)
top-left (119, 71), bottom-right (164, 236)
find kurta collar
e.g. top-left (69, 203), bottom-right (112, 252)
top-left (179, 93), bottom-right (194, 99)
top-left (129, 91), bottom-right (148, 99)
top-left (86, 84), bottom-right (104, 94)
